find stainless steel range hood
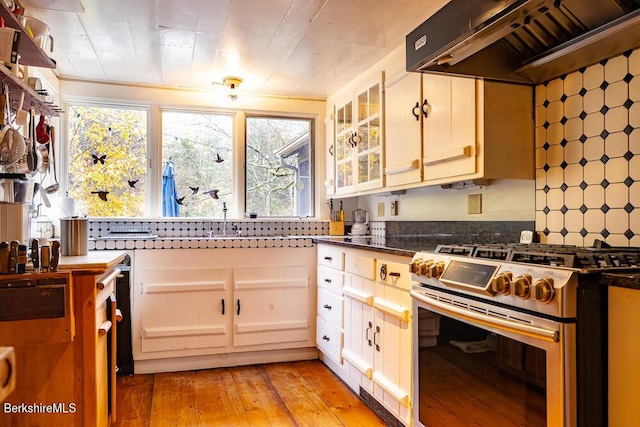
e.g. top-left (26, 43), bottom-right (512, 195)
top-left (406, 0), bottom-right (640, 84)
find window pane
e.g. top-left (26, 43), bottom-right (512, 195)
top-left (161, 111), bottom-right (233, 218)
top-left (68, 105), bottom-right (148, 217)
top-left (246, 117), bottom-right (313, 217)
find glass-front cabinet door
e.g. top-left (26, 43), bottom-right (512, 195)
top-left (334, 74), bottom-right (383, 195)
top-left (335, 100), bottom-right (354, 193)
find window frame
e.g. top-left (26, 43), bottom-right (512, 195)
top-left (61, 97), bottom-right (318, 219)
top-left (244, 113), bottom-right (316, 219)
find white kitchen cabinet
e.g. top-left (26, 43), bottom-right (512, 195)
top-left (384, 72), bottom-right (423, 187)
top-left (233, 265), bottom-right (311, 347)
top-left (333, 73), bottom-right (384, 195)
top-left (383, 71), bottom-right (534, 189)
top-left (340, 247), bottom-right (413, 426)
top-left (132, 247), bottom-right (316, 373)
top-left (316, 244), bottom-right (345, 364)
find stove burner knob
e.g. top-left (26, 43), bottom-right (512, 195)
top-left (410, 258), bottom-right (424, 274)
top-left (427, 261), bottom-right (445, 279)
top-left (491, 271), bottom-right (513, 294)
top-left (513, 274), bottom-right (532, 299)
top-left (419, 260), bottom-right (434, 276)
top-left (532, 277), bottom-right (555, 304)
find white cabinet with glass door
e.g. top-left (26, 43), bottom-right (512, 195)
top-left (334, 74), bottom-right (384, 195)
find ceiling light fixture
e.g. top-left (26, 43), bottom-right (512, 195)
top-left (213, 76), bottom-right (243, 100)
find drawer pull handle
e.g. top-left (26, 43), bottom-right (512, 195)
top-left (115, 308), bottom-right (123, 322)
top-left (322, 335), bottom-right (330, 341)
top-left (98, 320), bottom-right (112, 336)
top-left (374, 326), bottom-right (381, 352)
top-left (365, 321), bottom-right (373, 346)
top-left (236, 299), bottom-right (241, 316)
top-left (97, 268), bottom-right (121, 290)
top-left (389, 272), bottom-right (401, 277)
top-left (221, 299), bottom-right (225, 315)
top-left (324, 256), bottom-right (333, 261)
top-left (324, 278), bottom-right (332, 283)
top-left (323, 304), bottom-right (332, 310)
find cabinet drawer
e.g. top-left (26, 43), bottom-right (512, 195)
top-left (376, 259), bottom-right (412, 290)
top-left (316, 316), bottom-right (342, 363)
top-left (345, 252), bottom-right (375, 280)
top-left (318, 245), bottom-right (344, 270)
top-left (318, 265), bottom-right (344, 294)
top-left (318, 287), bottom-right (343, 327)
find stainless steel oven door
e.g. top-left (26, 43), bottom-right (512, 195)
top-left (411, 288), bottom-right (576, 427)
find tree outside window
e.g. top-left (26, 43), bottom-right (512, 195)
top-left (246, 116), bottom-right (314, 217)
top-left (67, 105), bottom-right (148, 217)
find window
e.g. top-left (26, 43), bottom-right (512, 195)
top-left (67, 104), bottom-right (148, 217)
top-left (161, 111), bottom-right (234, 217)
top-left (245, 116), bottom-right (313, 217)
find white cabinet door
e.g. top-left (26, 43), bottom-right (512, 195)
top-left (139, 266), bottom-right (233, 356)
top-left (372, 283), bottom-right (413, 425)
top-left (233, 265), bottom-right (311, 348)
top-left (384, 72), bottom-right (423, 187)
top-left (422, 74), bottom-right (477, 182)
top-left (341, 272), bottom-right (375, 386)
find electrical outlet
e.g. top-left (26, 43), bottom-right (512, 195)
top-left (377, 202), bottom-right (385, 216)
top-left (468, 194), bottom-right (482, 214)
top-left (390, 201), bottom-right (399, 216)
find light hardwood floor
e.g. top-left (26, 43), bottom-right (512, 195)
top-left (113, 360), bottom-right (385, 427)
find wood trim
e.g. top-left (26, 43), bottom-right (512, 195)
top-left (342, 287), bottom-right (374, 306)
top-left (341, 348), bottom-right (373, 379)
top-left (143, 325), bottom-right (227, 338)
top-left (423, 145), bottom-right (473, 166)
top-left (235, 320), bottom-right (308, 334)
top-left (372, 371), bottom-right (411, 408)
top-left (234, 279), bottom-right (308, 290)
top-left (143, 281), bottom-right (228, 293)
top-left (373, 297), bottom-right (410, 323)
top-left (384, 159), bottom-right (420, 175)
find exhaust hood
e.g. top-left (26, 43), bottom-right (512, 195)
top-left (406, 0), bottom-right (640, 84)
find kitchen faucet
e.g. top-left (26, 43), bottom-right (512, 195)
top-left (222, 202), bottom-right (228, 236)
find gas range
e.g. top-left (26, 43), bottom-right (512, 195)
top-left (410, 242), bottom-right (640, 320)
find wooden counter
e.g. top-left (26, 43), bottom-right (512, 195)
top-left (0, 250), bottom-right (126, 427)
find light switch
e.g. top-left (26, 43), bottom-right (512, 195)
top-left (377, 202), bottom-right (385, 216)
top-left (390, 201), bottom-right (398, 216)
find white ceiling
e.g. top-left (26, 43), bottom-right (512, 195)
top-left (20, 0), bottom-right (448, 99)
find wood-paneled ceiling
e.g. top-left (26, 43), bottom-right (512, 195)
top-left (21, 0), bottom-right (448, 99)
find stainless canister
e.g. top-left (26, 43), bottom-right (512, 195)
top-left (60, 217), bottom-right (88, 256)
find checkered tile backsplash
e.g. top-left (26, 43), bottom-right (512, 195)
top-left (535, 49), bottom-right (640, 246)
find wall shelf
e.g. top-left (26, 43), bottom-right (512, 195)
top-left (0, 4), bottom-right (56, 68)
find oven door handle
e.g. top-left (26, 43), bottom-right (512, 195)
top-left (410, 290), bottom-right (559, 343)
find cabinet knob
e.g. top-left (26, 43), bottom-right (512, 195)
top-left (422, 99), bottom-right (429, 118)
top-left (322, 335), bottom-right (330, 341)
top-left (323, 304), bottom-right (332, 311)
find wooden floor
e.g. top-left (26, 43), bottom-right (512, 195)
top-left (113, 360), bottom-right (385, 427)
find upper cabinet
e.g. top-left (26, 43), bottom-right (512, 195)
top-left (332, 73), bottom-right (384, 195)
top-left (384, 71), bottom-right (534, 189)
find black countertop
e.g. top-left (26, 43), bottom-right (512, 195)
top-left (600, 273), bottom-right (640, 290)
top-left (312, 236), bottom-right (423, 258)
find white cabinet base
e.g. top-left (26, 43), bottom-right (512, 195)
top-left (135, 347), bottom-right (318, 374)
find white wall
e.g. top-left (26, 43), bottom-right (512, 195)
top-left (359, 179), bottom-right (535, 222)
